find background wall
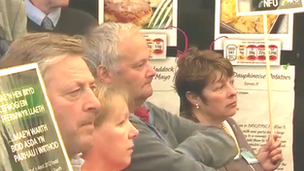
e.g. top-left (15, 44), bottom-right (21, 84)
top-left (69, 0), bottom-right (304, 170)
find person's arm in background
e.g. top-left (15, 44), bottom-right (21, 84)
top-left (125, 115), bottom-right (217, 171)
top-left (146, 101), bottom-right (237, 168)
top-left (11, 0), bottom-right (27, 40)
top-left (124, 115), bottom-right (237, 171)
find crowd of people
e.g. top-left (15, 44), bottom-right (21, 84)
top-left (0, 0), bottom-right (283, 171)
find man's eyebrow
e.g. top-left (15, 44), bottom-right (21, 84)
top-left (133, 59), bottom-right (146, 64)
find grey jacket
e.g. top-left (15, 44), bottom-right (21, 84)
top-left (0, 0), bottom-right (27, 41)
top-left (123, 102), bottom-right (237, 171)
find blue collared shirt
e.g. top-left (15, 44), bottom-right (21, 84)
top-left (25, 0), bottom-right (61, 27)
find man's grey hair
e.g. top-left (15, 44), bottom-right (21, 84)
top-left (82, 22), bottom-right (141, 78)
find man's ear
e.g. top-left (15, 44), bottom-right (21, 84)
top-left (185, 91), bottom-right (200, 106)
top-left (97, 65), bottom-right (112, 84)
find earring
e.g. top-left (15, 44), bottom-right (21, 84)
top-left (195, 104), bottom-right (199, 109)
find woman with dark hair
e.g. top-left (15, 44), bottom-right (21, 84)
top-left (174, 47), bottom-right (283, 171)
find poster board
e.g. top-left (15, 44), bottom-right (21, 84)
top-left (0, 63), bottom-right (73, 171)
top-left (237, 0), bottom-right (304, 16)
top-left (98, 0), bottom-right (178, 46)
top-left (233, 65), bottom-right (295, 171)
top-left (148, 58), bottom-right (180, 115)
top-left (223, 39), bottom-right (281, 65)
top-left (214, 0), bottom-right (294, 50)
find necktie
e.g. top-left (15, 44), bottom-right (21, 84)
top-left (41, 17), bottom-right (54, 31)
top-left (134, 107), bottom-right (150, 122)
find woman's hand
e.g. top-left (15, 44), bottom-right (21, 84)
top-left (257, 134), bottom-right (283, 171)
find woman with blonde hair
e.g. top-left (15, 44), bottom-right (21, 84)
top-left (82, 83), bottom-right (139, 171)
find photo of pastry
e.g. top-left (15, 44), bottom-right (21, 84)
top-left (214, 0), bottom-right (294, 50)
top-left (220, 0), bottom-right (288, 34)
top-left (104, 0), bottom-right (173, 29)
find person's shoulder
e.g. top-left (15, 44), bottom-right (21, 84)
top-left (129, 114), bottom-right (155, 133)
top-left (144, 101), bottom-right (170, 112)
top-left (129, 114), bottom-right (142, 123)
top-left (0, 0), bottom-right (23, 17)
top-left (226, 117), bottom-right (238, 125)
top-left (225, 118), bottom-right (243, 132)
top-left (144, 101), bottom-right (178, 122)
top-left (144, 101), bottom-right (170, 116)
top-left (0, 0), bottom-right (22, 8)
top-left (143, 101), bottom-right (157, 109)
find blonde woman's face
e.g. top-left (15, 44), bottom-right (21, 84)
top-left (93, 97), bottom-right (139, 170)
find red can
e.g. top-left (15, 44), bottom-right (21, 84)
top-left (269, 45), bottom-right (278, 61)
top-left (246, 45), bottom-right (257, 61)
top-left (257, 45), bottom-right (266, 61)
top-left (153, 38), bottom-right (164, 55)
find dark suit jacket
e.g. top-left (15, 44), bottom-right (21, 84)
top-left (27, 7), bottom-right (98, 36)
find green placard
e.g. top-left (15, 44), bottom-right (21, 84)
top-left (0, 63), bottom-right (73, 171)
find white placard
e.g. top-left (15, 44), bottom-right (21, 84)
top-left (144, 34), bottom-right (167, 59)
top-left (151, 58), bottom-right (177, 91)
top-left (233, 65), bottom-right (295, 171)
top-left (224, 39), bottom-right (281, 66)
top-left (148, 58), bottom-right (179, 115)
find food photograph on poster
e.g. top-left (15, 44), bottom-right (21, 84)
top-left (236, 0), bottom-right (304, 15)
top-left (221, 1), bottom-right (286, 34)
top-left (98, 0), bottom-right (178, 46)
top-left (214, 0), bottom-right (294, 50)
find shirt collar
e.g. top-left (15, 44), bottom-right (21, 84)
top-left (71, 153), bottom-right (85, 171)
top-left (25, 0), bottom-right (61, 26)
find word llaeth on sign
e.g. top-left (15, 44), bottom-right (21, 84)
top-left (1, 105), bottom-right (46, 123)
